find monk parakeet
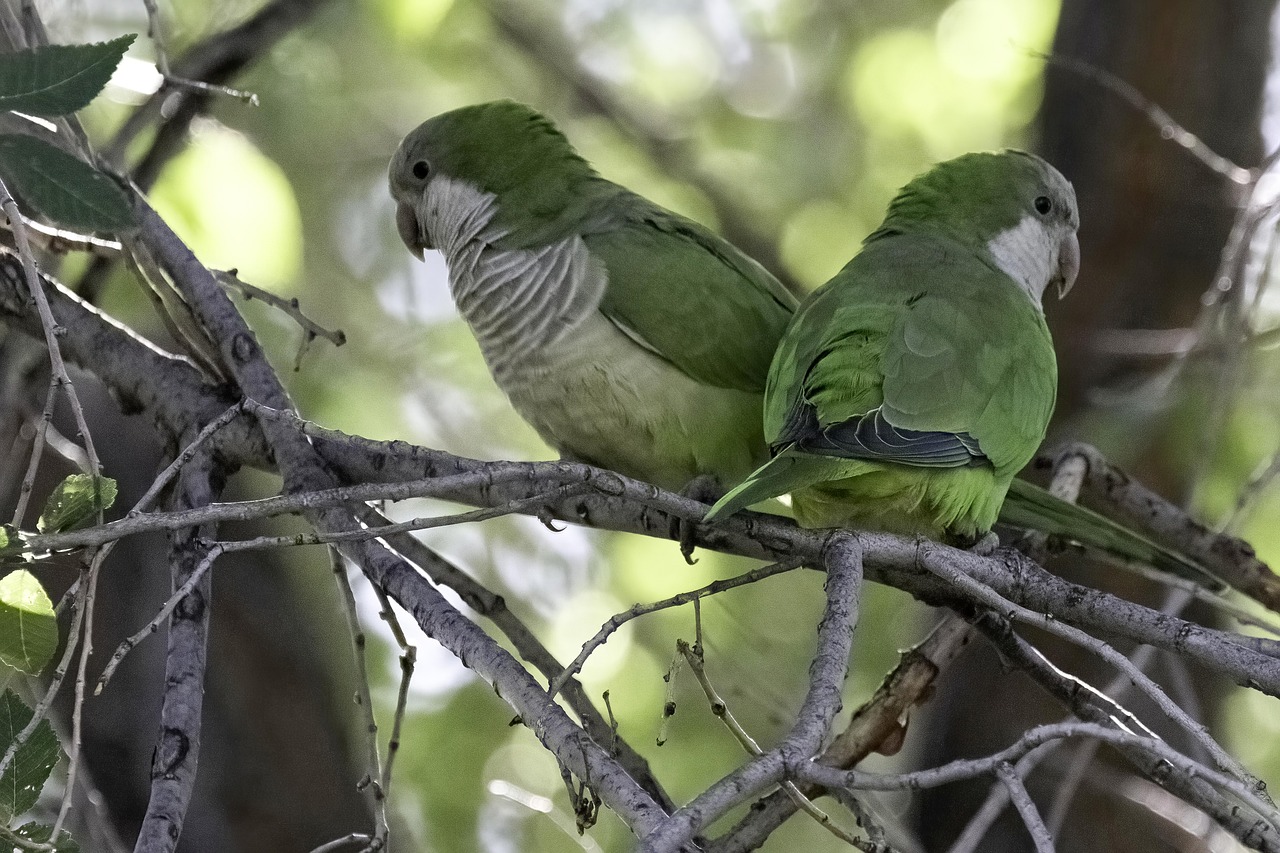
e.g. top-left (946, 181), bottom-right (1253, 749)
top-left (388, 100), bottom-right (797, 492)
top-left (708, 150), bottom-right (1079, 542)
top-left (705, 151), bottom-right (1221, 585)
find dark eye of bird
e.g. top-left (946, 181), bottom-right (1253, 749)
top-left (1034, 195), bottom-right (1052, 215)
top-left (412, 160), bottom-right (431, 180)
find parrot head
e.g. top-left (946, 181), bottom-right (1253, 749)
top-left (875, 150), bottom-right (1080, 303)
top-left (389, 100), bottom-right (597, 259)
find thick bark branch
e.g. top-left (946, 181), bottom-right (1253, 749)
top-left (133, 449), bottom-right (219, 853)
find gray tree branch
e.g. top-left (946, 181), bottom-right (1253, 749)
top-left (132, 448), bottom-right (218, 852)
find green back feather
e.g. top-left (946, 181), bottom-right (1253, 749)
top-left (766, 232), bottom-right (1057, 475)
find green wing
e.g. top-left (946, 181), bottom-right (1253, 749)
top-left (773, 236), bottom-right (1056, 477)
top-left (581, 196), bottom-right (797, 393)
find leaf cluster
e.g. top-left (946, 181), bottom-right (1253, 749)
top-left (0, 35), bottom-right (135, 230)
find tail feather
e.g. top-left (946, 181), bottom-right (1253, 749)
top-left (705, 450), bottom-right (827, 522)
top-left (1000, 478), bottom-right (1222, 589)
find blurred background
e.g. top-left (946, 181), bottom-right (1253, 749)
top-left (7, 0), bottom-right (1280, 850)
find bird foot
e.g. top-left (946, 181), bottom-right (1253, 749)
top-left (968, 531), bottom-right (1000, 556)
top-left (672, 474), bottom-right (724, 565)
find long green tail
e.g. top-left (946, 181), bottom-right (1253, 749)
top-left (1000, 478), bottom-right (1222, 589)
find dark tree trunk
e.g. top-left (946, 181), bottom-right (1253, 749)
top-left (915, 3), bottom-right (1274, 851)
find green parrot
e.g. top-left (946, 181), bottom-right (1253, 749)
top-left (707, 150), bottom-right (1079, 542)
top-left (388, 100), bottom-right (797, 492)
top-left (704, 150), bottom-right (1221, 585)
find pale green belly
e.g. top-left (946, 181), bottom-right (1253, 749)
top-left (499, 314), bottom-right (767, 492)
top-left (791, 462), bottom-right (1010, 542)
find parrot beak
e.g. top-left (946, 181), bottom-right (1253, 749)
top-left (1055, 231), bottom-right (1080, 299)
top-left (396, 201), bottom-right (429, 260)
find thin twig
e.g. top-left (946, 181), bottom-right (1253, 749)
top-left (711, 613), bottom-right (975, 853)
top-left (352, 503), bottom-right (675, 812)
top-left (95, 543), bottom-right (220, 693)
top-left (305, 833), bottom-right (376, 853)
top-left (946, 743), bottom-right (1058, 853)
top-left (1042, 588), bottom-right (1197, 835)
top-left (139, 0), bottom-right (259, 104)
top-left (133, 403), bottom-right (243, 512)
top-left (0, 178), bottom-right (102, 477)
top-left (1039, 52), bottom-right (1253, 184)
top-left (637, 534), bottom-right (865, 853)
top-left (677, 638), bottom-right (871, 850)
top-left (920, 542), bottom-right (1257, 792)
top-left (549, 558), bottom-right (804, 698)
top-left (51, 548), bottom-right (107, 842)
top-left (330, 548), bottom-right (389, 847)
top-left (801, 721), bottom-right (1278, 829)
top-left (23, 468), bottom-right (580, 554)
top-left (10, 382), bottom-right (58, 525)
top-left (94, 487), bottom-right (581, 692)
top-left (381, 644), bottom-right (415, 815)
top-left (214, 269), bottom-right (345, 370)
top-left (127, 240), bottom-right (228, 382)
top-left (995, 762), bottom-right (1055, 853)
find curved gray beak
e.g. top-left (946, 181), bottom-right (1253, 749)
top-left (396, 201), bottom-right (428, 260)
top-left (1055, 232), bottom-right (1080, 299)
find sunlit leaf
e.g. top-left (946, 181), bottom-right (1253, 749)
top-left (0, 691), bottom-right (58, 821)
top-left (0, 571), bottom-right (56, 675)
top-left (36, 473), bottom-right (117, 534)
top-left (12, 822), bottom-right (79, 852)
top-left (0, 135), bottom-right (133, 231)
top-left (0, 35), bottom-right (136, 116)
top-left (0, 526), bottom-right (19, 560)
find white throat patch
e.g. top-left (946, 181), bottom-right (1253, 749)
top-left (418, 175), bottom-right (607, 383)
top-left (985, 214), bottom-right (1056, 307)
top-left (421, 175), bottom-right (504, 262)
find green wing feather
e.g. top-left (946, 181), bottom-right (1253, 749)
top-left (582, 197), bottom-right (798, 392)
top-left (873, 242), bottom-right (1055, 476)
top-left (709, 234), bottom-right (1057, 525)
top-left (775, 237), bottom-right (1055, 460)
top-left (1001, 478), bottom-right (1223, 587)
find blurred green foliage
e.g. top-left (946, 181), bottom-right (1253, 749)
top-left (48, 0), bottom-right (1280, 850)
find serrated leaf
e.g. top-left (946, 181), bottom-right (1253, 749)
top-left (12, 822), bottom-right (79, 852)
top-left (0, 35), bottom-right (136, 116)
top-left (36, 474), bottom-right (117, 534)
top-left (0, 135), bottom-right (133, 231)
top-left (0, 571), bottom-right (55, 675)
top-left (0, 691), bottom-right (58, 821)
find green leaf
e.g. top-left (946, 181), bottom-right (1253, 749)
top-left (36, 474), bottom-right (117, 534)
top-left (0, 571), bottom-right (56, 676)
top-left (0, 691), bottom-right (58, 821)
top-left (0, 135), bottom-right (133, 231)
top-left (0, 35), bottom-right (136, 116)
top-left (11, 822), bottom-right (79, 852)
top-left (0, 526), bottom-right (18, 560)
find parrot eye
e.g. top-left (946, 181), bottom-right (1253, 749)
top-left (1034, 195), bottom-right (1053, 215)
top-left (412, 160), bottom-right (431, 180)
